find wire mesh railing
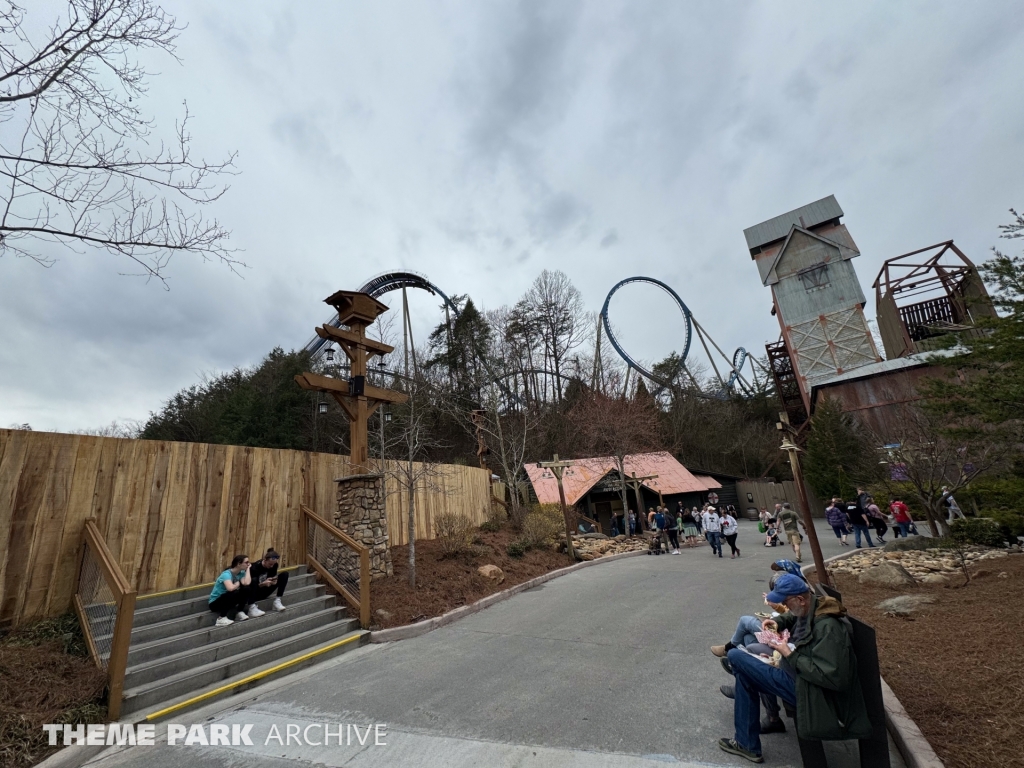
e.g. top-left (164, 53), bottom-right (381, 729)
top-left (300, 505), bottom-right (370, 628)
top-left (73, 520), bottom-right (136, 720)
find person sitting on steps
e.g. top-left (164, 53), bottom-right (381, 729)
top-left (208, 554), bottom-right (253, 627)
top-left (248, 547), bottom-right (289, 614)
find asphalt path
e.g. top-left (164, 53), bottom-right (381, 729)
top-left (83, 519), bottom-right (905, 768)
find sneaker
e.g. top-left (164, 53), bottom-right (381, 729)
top-left (720, 657), bottom-right (734, 676)
top-left (215, 616), bottom-right (233, 627)
top-left (720, 684), bottom-right (735, 699)
top-left (718, 738), bottom-right (763, 763)
top-left (711, 644), bottom-right (728, 657)
top-left (272, 597), bottom-right (286, 611)
top-left (248, 605), bottom-right (265, 618)
top-left (760, 718), bottom-right (786, 734)
top-left (235, 611), bottom-right (249, 622)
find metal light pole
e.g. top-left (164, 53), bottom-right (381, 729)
top-left (780, 434), bottom-right (832, 588)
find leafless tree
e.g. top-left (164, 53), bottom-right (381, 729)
top-left (373, 375), bottom-right (451, 588)
top-left (569, 377), bottom-right (662, 536)
top-left (872, 393), bottom-right (1008, 537)
top-left (0, 0), bottom-right (237, 281)
top-left (525, 269), bottom-right (589, 403)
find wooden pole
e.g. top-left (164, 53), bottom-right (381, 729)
top-left (778, 413), bottom-right (831, 588)
top-left (539, 454), bottom-right (577, 561)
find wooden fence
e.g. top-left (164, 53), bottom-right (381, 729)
top-left (0, 429), bottom-right (490, 628)
top-left (736, 479), bottom-right (826, 519)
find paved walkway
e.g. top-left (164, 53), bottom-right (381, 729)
top-left (84, 520), bottom-right (905, 768)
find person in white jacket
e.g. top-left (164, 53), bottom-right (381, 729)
top-left (702, 507), bottom-right (723, 558)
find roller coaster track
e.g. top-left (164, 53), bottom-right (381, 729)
top-left (304, 270), bottom-right (460, 358)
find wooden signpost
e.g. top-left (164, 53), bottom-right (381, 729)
top-left (296, 291), bottom-right (409, 472)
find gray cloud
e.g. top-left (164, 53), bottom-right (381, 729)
top-left (2, 0), bottom-right (1023, 431)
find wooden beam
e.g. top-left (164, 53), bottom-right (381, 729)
top-left (295, 372), bottom-right (409, 404)
top-left (330, 393), bottom-right (356, 420)
top-left (316, 325), bottom-right (395, 356)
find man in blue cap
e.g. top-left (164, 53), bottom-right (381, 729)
top-left (717, 573), bottom-right (871, 763)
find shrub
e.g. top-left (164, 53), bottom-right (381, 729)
top-left (506, 539), bottom-right (528, 558)
top-left (520, 505), bottom-right (563, 548)
top-left (434, 510), bottom-right (475, 557)
top-left (479, 520), bottom-right (502, 533)
top-left (990, 509), bottom-right (1024, 541)
top-left (949, 517), bottom-right (1005, 548)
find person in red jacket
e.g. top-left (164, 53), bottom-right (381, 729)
top-left (889, 498), bottom-right (914, 538)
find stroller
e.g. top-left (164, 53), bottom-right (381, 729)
top-left (763, 521), bottom-right (780, 547)
top-left (647, 528), bottom-right (665, 555)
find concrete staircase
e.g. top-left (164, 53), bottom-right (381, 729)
top-left (97, 568), bottom-right (367, 720)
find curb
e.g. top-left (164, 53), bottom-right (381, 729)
top-left (881, 678), bottom-right (946, 768)
top-left (802, 549), bottom-right (945, 768)
top-left (369, 549), bottom-right (648, 643)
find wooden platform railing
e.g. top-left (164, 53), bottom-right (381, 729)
top-left (72, 519), bottom-right (137, 721)
top-left (299, 505), bottom-right (371, 629)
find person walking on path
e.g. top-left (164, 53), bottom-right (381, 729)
top-left (681, 509), bottom-right (699, 548)
top-left (889, 497), bottom-right (914, 538)
top-left (665, 506), bottom-right (681, 554)
top-left (722, 510), bottom-right (741, 558)
top-left (825, 497), bottom-right (849, 545)
top-left (942, 487), bottom-right (965, 523)
top-left (850, 490), bottom-right (876, 548)
top-left (628, 509), bottom-right (637, 536)
top-left (703, 506), bottom-right (723, 557)
top-left (248, 548), bottom-right (289, 612)
top-left (208, 554), bottom-right (253, 626)
top-left (717, 574), bottom-right (871, 764)
top-left (777, 502), bottom-right (804, 563)
top-left (866, 497), bottom-right (888, 543)
top-left (691, 506), bottom-right (704, 536)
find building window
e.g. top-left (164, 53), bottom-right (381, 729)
top-left (797, 262), bottom-right (831, 292)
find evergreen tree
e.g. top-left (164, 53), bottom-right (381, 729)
top-left (803, 396), bottom-right (873, 500)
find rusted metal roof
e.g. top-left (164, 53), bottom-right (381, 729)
top-left (524, 452), bottom-right (721, 506)
top-left (744, 195), bottom-right (844, 252)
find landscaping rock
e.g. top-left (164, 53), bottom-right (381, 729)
top-left (920, 573), bottom-right (949, 586)
top-left (998, 572), bottom-right (1009, 579)
top-left (876, 595), bottom-right (936, 614)
top-left (477, 564), bottom-right (505, 584)
top-left (884, 536), bottom-right (942, 552)
top-left (375, 608), bottom-right (393, 620)
top-left (576, 532), bottom-right (609, 540)
top-left (858, 562), bottom-right (917, 589)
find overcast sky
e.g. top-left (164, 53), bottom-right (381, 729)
top-left (2, 1), bottom-right (1023, 432)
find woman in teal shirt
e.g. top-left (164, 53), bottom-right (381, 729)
top-left (208, 554), bottom-right (252, 626)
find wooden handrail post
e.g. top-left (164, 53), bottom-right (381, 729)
top-left (359, 548), bottom-right (371, 629)
top-left (298, 507), bottom-right (309, 567)
top-left (106, 588), bottom-right (136, 721)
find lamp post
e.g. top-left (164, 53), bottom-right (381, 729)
top-left (780, 433), bottom-right (832, 588)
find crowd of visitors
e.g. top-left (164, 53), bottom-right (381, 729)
top-left (819, 490), bottom-right (922, 549)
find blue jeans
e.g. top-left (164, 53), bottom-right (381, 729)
top-left (728, 648), bottom-right (797, 756)
top-left (852, 524), bottom-right (874, 547)
top-left (707, 531), bottom-right (722, 555)
top-left (731, 615), bottom-right (764, 647)
top-left (894, 522), bottom-right (911, 537)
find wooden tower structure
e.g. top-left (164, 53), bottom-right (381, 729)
top-left (745, 195), bottom-right (882, 426)
top-left (296, 291), bottom-right (408, 471)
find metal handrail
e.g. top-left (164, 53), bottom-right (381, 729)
top-left (73, 519), bottom-right (136, 721)
top-left (299, 505), bottom-right (371, 629)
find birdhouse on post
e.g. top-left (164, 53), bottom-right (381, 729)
top-left (295, 290), bottom-right (408, 472)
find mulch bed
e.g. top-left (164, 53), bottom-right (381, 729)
top-left (833, 551), bottom-right (1024, 768)
top-left (0, 614), bottom-right (107, 768)
top-left (369, 527), bottom-right (576, 629)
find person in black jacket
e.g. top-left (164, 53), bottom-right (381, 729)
top-left (247, 548), bottom-right (289, 614)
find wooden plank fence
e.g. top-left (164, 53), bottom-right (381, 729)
top-left (0, 429), bottom-right (491, 628)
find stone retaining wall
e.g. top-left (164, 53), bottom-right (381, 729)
top-left (335, 473), bottom-right (393, 579)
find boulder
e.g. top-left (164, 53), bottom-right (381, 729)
top-left (920, 573), bottom-right (949, 586)
top-left (876, 595), bottom-right (936, 614)
top-left (884, 536), bottom-right (941, 552)
top-left (477, 564), bottom-right (505, 584)
top-left (374, 608), bottom-right (393, 620)
top-left (998, 571), bottom-right (1010, 579)
top-left (577, 532), bottom-right (609, 540)
top-left (858, 562), bottom-right (917, 589)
